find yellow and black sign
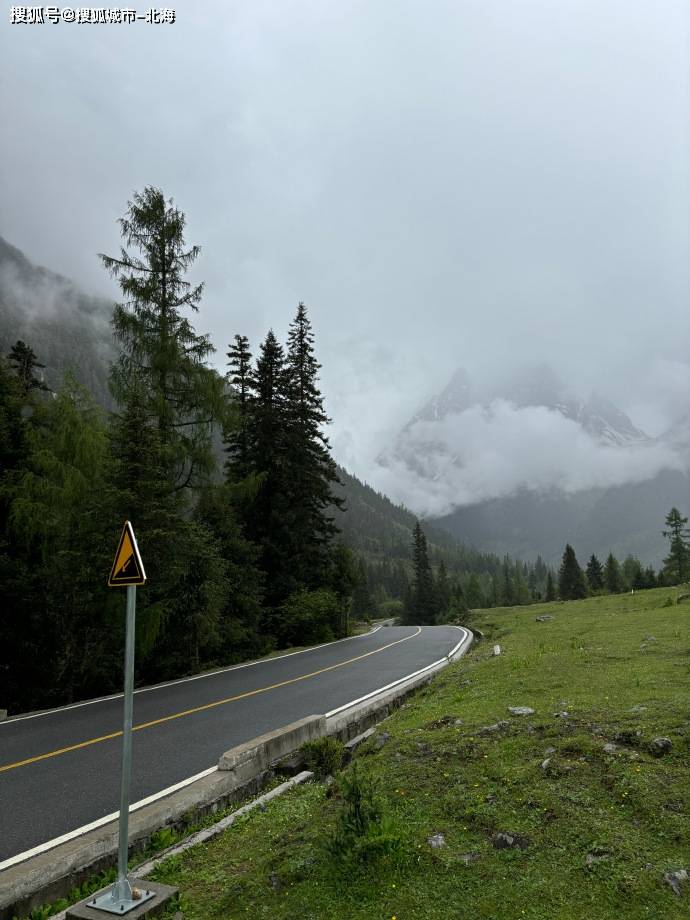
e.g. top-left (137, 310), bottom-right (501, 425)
top-left (108, 520), bottom-right (146, 587)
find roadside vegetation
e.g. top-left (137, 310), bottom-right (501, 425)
top-left (146, 587), bottom-right (689, 919)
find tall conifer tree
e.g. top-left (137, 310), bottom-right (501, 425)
top-left (558, 544), bottom-right (587, 600)
top-left (284, 302), bottom-right (344, 586)
top-left (662, 507), bottom-right (690, 584)
top-left (586, 554), bottom-right (604, 592)
top-left (100, 186), bottom-right (223, 492)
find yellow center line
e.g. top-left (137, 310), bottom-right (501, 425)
top-left (0, 627), bottom-right (422, 774)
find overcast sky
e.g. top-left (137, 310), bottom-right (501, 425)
top-left (2, 0), bottom-right (689, 507)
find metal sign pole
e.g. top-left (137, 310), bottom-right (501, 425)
top-left (93, 522), bottom-right (154, 913)
top-left (112, 583), bottom-right (136, 903)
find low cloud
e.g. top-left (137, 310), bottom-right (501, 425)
top-left (372, 400), bottom-right (686, 518)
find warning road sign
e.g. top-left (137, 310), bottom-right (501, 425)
top-left (108, 521), bottom-right (146, 587)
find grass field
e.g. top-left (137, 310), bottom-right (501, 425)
top-left (151, 588), bottom-right (690, 919)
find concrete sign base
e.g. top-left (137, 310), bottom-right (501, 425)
top-left (66, 880), bottom-right (177, 919)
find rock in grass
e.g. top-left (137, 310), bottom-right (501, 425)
top-left (663, 870), bottom-right (689, 896)
top-left (460, 852), bottom-right (480, 864)
top-left (603, 743), bottom-right (618, 754)
top-left (508, 706), bottom-right (535, 716)
top-left (492, 831), bottom-right (529, 850)
top-left (479, 720), bottom-right (510, 734)
top-left (493, 644), bottom-right (502, 656)
top-left (373, 731), bottom-right (390, 750)
top-left (535, 615), bottom-right (554, 622)
top-left (544, 746), bottom-right (556, 755)
top-left (554, 711), bottom-right (569, 719)
top-left (585, 849), bottom-right (612, 868)
top-left (428, 832), bottom-right (446, 849)
top-left (540, 758), bottom-right (551, 771)
top-left (649, 737), bottom-right (673, 757)
top-left (268, 874), bottom-right (282, 892)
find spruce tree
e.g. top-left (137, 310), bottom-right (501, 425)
top-left (283, 302), bottom-right (344, 587)
top-left (662, 507), bottom-right (690, 584)
top-left (586, 554), bottom-right (604, 592)
top-left (242, 329), bottom-right (294, 609)
top-left (7, 340), bottom-right (50, 396)
top-left (545, 571), bottom-right (556, 602)
top-left (405, 521), bottom-right (436, 624)
top-left (225, 334), bottom-right (253, 480)
top-left (603, 552), bottom-right (624, 593)
top-left (435, 559), bottom-right (451, 618)
top-left (558, 544), bottom-right (587, 600)
top-left (100, 186), bottom-right (223, 492)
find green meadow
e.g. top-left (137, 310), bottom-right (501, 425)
top-left (152, 588), bottom-right (690, 920)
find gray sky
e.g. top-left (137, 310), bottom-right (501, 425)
top-left (2, 0), bottom-right (689, 509)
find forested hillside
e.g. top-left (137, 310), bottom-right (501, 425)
top-left (0, 201), bottom-right (561, 716)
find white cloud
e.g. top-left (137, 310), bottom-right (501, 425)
top-left (372, 400), bottom-right (686, 517)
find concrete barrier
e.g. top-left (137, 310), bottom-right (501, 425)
top-left (218, 715), bottom-right (325, 780)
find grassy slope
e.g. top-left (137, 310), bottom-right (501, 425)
top-left (152, 588), bottom-right (690, 919)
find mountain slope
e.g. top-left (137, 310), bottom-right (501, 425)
top-left (0, 235), bottom-right (116, 405)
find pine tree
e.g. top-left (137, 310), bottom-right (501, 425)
top-left (224, 334), bottom-right (253, 480)
top-left (352, 557), bottom-right (375, 621)
top-left (603, 553), bottom-right (624, 593)
top-left (283, 302), bottom-right (344, 587)
top-left (404, 521), bottom-right (436, 624)
top-left (465, 573), bottom-right (484, 609)
top-left (586, 554), bottom-right (604, 592)
top-left (558, 544), bottom-right (587, 600)
top-left (242, 329), bottom-right (294, 609)
top-left (7, 340), bottom-right (50, 396)
top-left (100, 186), bottom-right (223, 492)
top-left (435, 560), bottom-right (451, 619)
top-left (545, 571), bottom-right (556, 602)
top-left (662, 507), bottom-right (690, 585)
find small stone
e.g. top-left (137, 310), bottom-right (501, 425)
top-left (603, 743), bottom-right (618, 754)
top-left (172, 913), bottom-right (185, 920)
top-left (492, 831), bottom-right (529, 850)
top-left (479, 720), bottom-right (510, 734)
top-left (544, 746), bottom-right (556, 755)
top-left (586, 849), bottom-right (611, 868)
top-left (492, 644), bottom-right (502, 656)
top-left (269, 873), bottom-right (282, 892)
top-left (555, 711), bottom-right (569, 719)
top-left (460, 852), bottom-right (480, 864)
top-left (428, 832), bottom-right (446, 849)
top-left (663, 869), bottom-right (689, 896)
top-left (373, 731), bottom-right (390, 750)
top-left (540, 758), bottom-right (551, 770)
top-left (535, 615), bottom-right (554, 622)
top-left (474, 629), bottom-right (485, 640)
top-left (644, 635), bottom-right (657, 642)
top-left (508, 706), bottom-right (535, 716)
top-left (629, 705), bottom-right (647, 713)
top-left (454, 719), bottom-right (464, 726)
top-left (649, 737), bottom-right (673, 757)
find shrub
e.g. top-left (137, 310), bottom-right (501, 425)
top-left (301, 736), bottom-right (344, 779)
top-left (327, 764), bottom-right (403, 864)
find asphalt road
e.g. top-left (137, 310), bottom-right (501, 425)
top-left (0, 625), bottom-right (464, 865)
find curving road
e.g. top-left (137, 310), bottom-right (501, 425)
top-left (0, 624), bottom-right (465, 867)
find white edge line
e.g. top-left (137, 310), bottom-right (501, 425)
top-left (325, 626), bottom-right (470, 718)
top-left (0, 624), bottom-right (471, 873)
top-left (2, 626), bottom-right (384, 725)
top-left (0, 766), bottom-right (218, 872)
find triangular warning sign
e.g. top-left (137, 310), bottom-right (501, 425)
top-left (108, 521), bottom-right (146, 587)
